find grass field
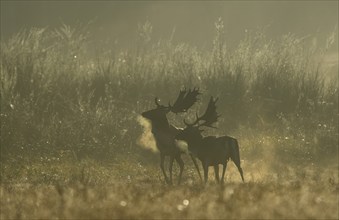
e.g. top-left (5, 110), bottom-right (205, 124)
top-left (1, 158), bottom-right (338, 219)
top-left (1, 22), bottom-right (338, 219)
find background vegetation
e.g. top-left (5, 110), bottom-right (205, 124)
top-left (1, 20), bottom-right (338, 219)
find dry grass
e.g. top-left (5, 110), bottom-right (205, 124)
top-left (0, 23), bottom-right (338, 219)
top-left (1, 158), bottom-right (338, 219)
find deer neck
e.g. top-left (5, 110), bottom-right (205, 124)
top-left (150, 117), bottom-right (170, 134)
top-left (186, 134), bottom-right (203, 151)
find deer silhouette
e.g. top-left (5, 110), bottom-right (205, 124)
top-left (141, 88), bottom-right (202, 185)
top-left (176, 97), bottom-right (244, 184)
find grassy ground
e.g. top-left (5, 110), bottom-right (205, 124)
top-left (1, 22), bottom-right (338, 219)
top-left (1, 157), bottom-right (338, 219)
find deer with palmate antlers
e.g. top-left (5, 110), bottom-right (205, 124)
top-left (176, 97), bottom-right (244, 184)
top-left (141, 88), bottom-right (203, 185)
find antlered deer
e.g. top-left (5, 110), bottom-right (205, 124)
top-left (141, 88), bottom-right (202, 185)
top-left (176, 97), bottom-right (244, 184)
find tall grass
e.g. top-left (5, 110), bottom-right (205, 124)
top-left (1, 20), bottom-right (338, 219)
top-left (0, 21), bottom-right (337, 165)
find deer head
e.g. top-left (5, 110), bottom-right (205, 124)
top-left (141, 97), bottom-right (170, 121)
top-left (141, 88), bottom-right (201, 123)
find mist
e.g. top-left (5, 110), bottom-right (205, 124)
top-left (1, 1), bottom-right (338, 51)
top-left (1, 1), bottom-right (338, 219)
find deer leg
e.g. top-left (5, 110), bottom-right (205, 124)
top-left (168, 156), bottom-right (174, 185)
top-left (233, 161), bottom-right (244, 182)
top-left (175, 156), bottom-right (184, 185)
top-left (190, 154), bottom-right (203, 182)
top-left (160, 154), bottom-right (170, 184)
top-left (203, 162), bottom-right (209, 184)
top-left (221, 162), bottom-right (227, 184)
top-left (214, 165), bottom-right (220, 183)
top-left (237, 165), bottom-right (244, 182)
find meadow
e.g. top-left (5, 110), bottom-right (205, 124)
top-left (1, 21), bottom-right (338, 219)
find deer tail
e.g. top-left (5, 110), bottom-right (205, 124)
top-left (231, 138), bottom-right (244, 182)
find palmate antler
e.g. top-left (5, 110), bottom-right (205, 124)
top-left (154, 87), bottom-right (201, 113)
top-left (184, 96), bottom-right (220, 128)
top-left (170, 87), bottom-right (201, 113)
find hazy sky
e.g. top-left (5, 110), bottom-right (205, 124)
top-left (1, 1), bottom-right (338, 50)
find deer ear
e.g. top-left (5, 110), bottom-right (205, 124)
top-left (155, 97), bottom-right (161, 107)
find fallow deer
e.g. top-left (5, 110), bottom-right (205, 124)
top-left (141, 88), bottom-right (202, 185)
top-left (176, 97), bottom-right (244, 184)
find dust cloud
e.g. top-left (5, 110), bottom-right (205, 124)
top-left (136, 115), bottom-right (158, 153)
top-left (136, 116), bottom-right (189, 154)
top-left (176, 140), bottom-right (189, 154)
